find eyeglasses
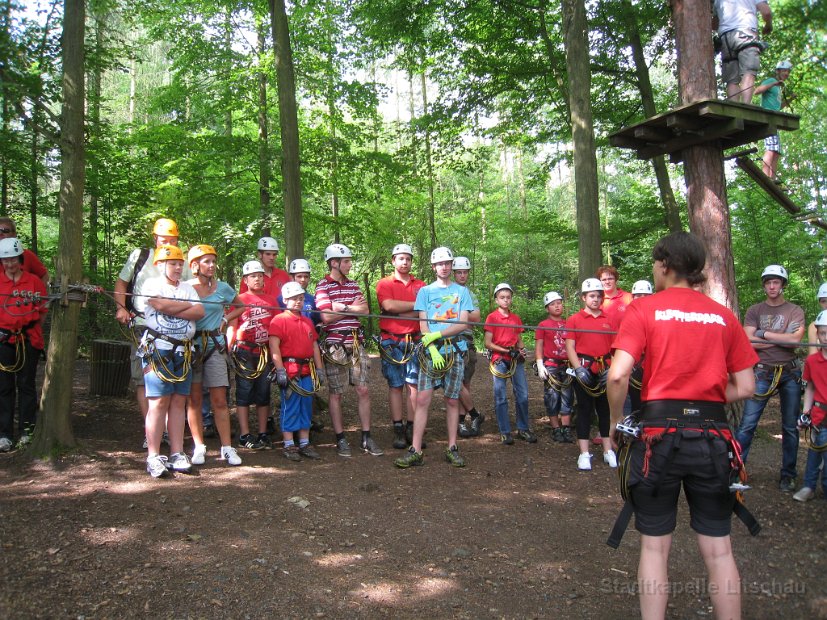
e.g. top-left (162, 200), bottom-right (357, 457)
top-left (0, 228), bottom-right (13, 234)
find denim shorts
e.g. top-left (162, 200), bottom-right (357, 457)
top-left (380, 339), bottom-right (419, 388)
top-left (142, 350), bottom-right (192, 398)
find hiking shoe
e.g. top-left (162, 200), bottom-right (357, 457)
top-left (191, 443), bottom-right (207, 465)
top-left (551, 427), bottom-right (563, 443)
top-left (266, 415), bottom-right (277, 435)
top-left (561, 427), bottom-right (575, 443)
top-left (168, 452), bottom-right (193, 473)
top-left (779, 476), bottom-right (796, 492)
top-left (337, 437), bottom-right (352, 457)
top-left (445, 445), bottom-right (466, 468)
top-left (257, 433), bottom-right (273, 450)
top-left (283, 445), bottom-right (302, 462)
top-left (793, 486), bottom-right (814, 502)
top-left (516, 429), bottom-right (537, 443)
top-left (405, 424), bottom-right (414, 446)
top-left (501, 433), bottom-right (514, 446)
top-left (604, 450), bottom-right (618, 468)
top-left (0, 437), bottom-right (13, 452)
top-left (577, 452), bottom-right (593, 471)
top-left (146, 454), bottom-right (169, 478)
top-left (361, 437), bottom-right (384, 456)
top-left (203, 424), bottom-right (217, 439)
top-left (394, 447), bottom-right (424, 468)
top-left (392, 425), bottom-right (407, 449)
top-left (458, 421), bottom-right (472, 438)
top-left (299, 444), bottom-right (321, 460)
top-left (469, 413), bottom-right (485, 436)
top-left (238, 433), bottom-right (264, 450)
top-left (221, 445), bottom-right (242, 466)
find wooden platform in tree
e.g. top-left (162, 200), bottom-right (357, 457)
top-left (609, 99), bottom-right (799, 162)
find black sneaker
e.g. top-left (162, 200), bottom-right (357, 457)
top-left (405, 424), bottom-right (413, 446)
top-left (551, 427), bottom-right (563, 443)
top-left (392, 425), bottom-right (407, 449)
top-left (501, 433), bottom-right (514, 446)
top-left (257, 433), bottom-right (273, 450)
top-left (561, 427), bottom-right (575, 444)
top-left (238, 433), bottom-right (264, 450)
top-left (361, 437), bottom-right (384, 456)
top-left (516, 429), bottom-right (538, 444)
top-left (779, 476), bottom-right (796, 492)
top-left (458, 422), bottom-right (472, 438)
top-left (469, 413), bottom-right (485, 436)
top-left (299, 444), bottom-right (321, 459)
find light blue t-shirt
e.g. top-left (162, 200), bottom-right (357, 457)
top-left (414, 281), bottom-right (474, 352)
top-left (188, 281), bottom-right (235, 348)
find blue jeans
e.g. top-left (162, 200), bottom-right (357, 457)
top-left (802, 426), bottom-right (827, 495)
top-left (493, 360), bottom-right (529, 434)
top-left (735, 366), bottom-right (800, 480)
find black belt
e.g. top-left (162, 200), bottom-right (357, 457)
top-left (235, 342), bottom-right (264, 353)
top-left (284, 357), bottom-right (311, 364)
top-left (143, 327), bottom-right (188, 349)
top-left (756, 360), bottom-right (797, 371)
top-left (544, 358), bottom-right (568, 367)
top-left (640, 400), bottom-right (727, 425)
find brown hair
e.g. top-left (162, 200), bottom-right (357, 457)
top-left (596, 265), bottom-right (618, 280)
top-left (652, 232), bottom-right (707, 286)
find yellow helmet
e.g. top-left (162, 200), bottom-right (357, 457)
top-left (154, 244), bottom-right (184, 264)
top-left (153, 218), bottom-right (179, 237)
top-left (187, 244), bottom-right (217, 265)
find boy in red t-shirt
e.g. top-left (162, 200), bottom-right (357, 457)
top-left (536, 291), bottom-right (574, 443)
top-left (269, 282), bottom-right (325, 462)
top-left (484, 283), bottom-right (536, 445)
top-left (795, 310), bottom-right (827, 501)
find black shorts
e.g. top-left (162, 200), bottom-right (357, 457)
top-left (627, 432), bottom-right (734, 537)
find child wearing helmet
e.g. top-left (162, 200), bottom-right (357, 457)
top-left (807, 282), bottom-right (827, 356)
top-left (228, 260), bottom-right (278, 451)
top-left (239, 236), bottom-right (291, 298)
top-left (565, 278), bottom-right (617, 471)
top-left (133, 244), bottom-right (204, 477)
top-left (0, 217), bottom-right (49, 285)
top-left (536, 291), bottom-right (574, 443)
top-left (0, 237), bottom-right (48, 452)
top-left (277, 258), bottom-right (320, 327)
top-left (755, 60), bottom-right (794, 182)
top-left (795, 309), bottom-right (827, 502)
top-left (485, 283), bottom-right (536, 445)
top-left (184, 244), bottom-right (243, 467)
top-left (269, 281), bottom-right (325, 462)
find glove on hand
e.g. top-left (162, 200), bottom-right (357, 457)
top-left (575, 366), bottom-right (593, 386)
top-left (421, 331), bottom-right (442, 348)
top-left (428, 344), bottom-right (446, 370)
top-left (536, 362), bottom-right (549, 381)
top-left (274, 367), bottom-right (289, 388)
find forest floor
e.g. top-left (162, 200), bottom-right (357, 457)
top-left (1, 354), bottom-right (826, 619)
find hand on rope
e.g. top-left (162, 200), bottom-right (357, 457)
top-left (274, 367), bottom-right (289, 388)
top-left (574, 366), bottom-right (592, 386)
top-left (536, 360), bottom-right (549, 381)
top-left (428, 344), bottom-right (446, 370)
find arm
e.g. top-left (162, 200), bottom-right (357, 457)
top-left (725, 367), bottom-right (756, 403)
top-left (565, 338), bottom-right (579, 368)
top-left (753, 323), bottom-right (805, 345)
top-left (148, 297), bottom-right (204, 320)
top-left (226, 319), bottom-right (239, 348)
top-left (312, 341), bottom-right (324, 373)
top-left (802, 381), bottom-right (815, 414)
top-left (758, 2), bottom-right (772, 35)
top-left (744, 325), bottom-right (772, 350)
top-left (754, 80), bottom-right (780, 96)
top-left (607, 349), bottom-right (635, 428)
top-left (114, 278), bottom-right (131, 323)
top-left (380, 298), bottom-right (416, 315)
top-left (269, 335), bottom-right (284, 369)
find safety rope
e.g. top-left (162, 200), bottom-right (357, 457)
top-left (416, 340), bottom-right (456, 378)
top-left (752, 364), bottom-right (784, 401)
top-left (0, 331), bottom-right (26, 372)
top-left (373, 334), bottom-right (416, 365)
top-left (231, 343), bottom-right (269, 380)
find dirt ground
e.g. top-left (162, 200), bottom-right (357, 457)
top-left (1, 353), bottom-right (826, 619)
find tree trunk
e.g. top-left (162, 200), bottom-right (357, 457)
top-left (0, 0), bottom-right (10, 216)
top-left (88, 11), bottom-right (102, 279)
top-left (620, 0), bottom-right (682, 233)
top-left (257, 19), bottom-right (271, 237)
top-left (561, 0), bottom-right (601, 282)
top-left (327, 40), bottom-right (340, 244)
top-left (33, 0), bottom-right (85, 455)
top-left (671, 0), bottom-right (737, 313)
top-left (269, 0), bottom-right (304, 263)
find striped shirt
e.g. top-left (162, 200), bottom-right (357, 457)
top-left (315, 274), bottom-right (365, 345)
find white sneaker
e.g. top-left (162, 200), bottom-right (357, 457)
top-left (577, 452), bottom-right (593, 471)
top-left (604, 450), bottom-right (618, 468)
top-left (146, 454), bottom-right (169, 478)
top-left (221, 445), bottom-right (242, 466)
top-left (191, 443), bottom-right (207, 465)
top-left (0, 437), bottom-right (13, 452)
top-left (168, 452), bottom-right (192, 473)
top-left (793, 486), bottom-right (814, 502)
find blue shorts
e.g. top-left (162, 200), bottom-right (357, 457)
top-left (236, 370), bottom-right (272, 407)
top-left (142, 350), bottom-right (193, 398)
top-left (380, 338), bottom-right (419, 388)
top-left (280, 376), bottom-right (312, 432)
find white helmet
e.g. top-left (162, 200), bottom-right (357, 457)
top-left (0, 237), bottom-right (23, 259)
top-left (776, 60), bottom-right (793, 70)
top-left (281, 281), bottom-right (305, 299)
top-left (815, 310), bottom-right (827, 327)
top-left (581, 278), bottom-right (604, 294)
top-left (324, 243), bottom-right (352, 262)
top-left (632, 280), bottom-right (653, 295)
top-left (543, 291), bottom-right (562, 306)
top-left (257, 237), bottom-right (279, 252)
top-left (493, 282), bottom-right (513, 296)
top-left (288, 258), bottom-right (311, 274)
top-left (453, 256), bottom-right (471, 270)
top-left (392, 243), bottom-right (413, 257)
top-left (817, 282), bottom-right (827, 300)
top-left (761, 264), bottom-right (788, 283)
top-left (242, 260), bottom-right (265, 276)
top-left (430, 246), bottom-right (454, 264)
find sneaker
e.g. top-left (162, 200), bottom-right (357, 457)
top-left (0, 437), bottom-right (13, 452)
top-left (516, 429), bottom-right (537, 443)
top-left (337, 437), bottom-right (352, 457)
top-left (283, 445), bottom-right (302, 462)
top-left (551, 427), bottom-right (563, 443)
top-left (257, 433), bottom-right (273, 450)
top-left (405, 424), bottom-right (414, 446)
top-left (142, 436), bottom-right (149, 450)
top-left (561, 427), bottom-right (575, 444)
top-left (501, 433), bottom-right (514, 446)
top-left (266, 415), bottom-right (277, 435)
top-left (394, 446), bottom-right (424, 468)
top-left (146, 454), bottom-right (169, 478)
top-left (220, 445), bottom-right (242, 466)
top-left (191, 443), bottom-right (207, 465)
top-left (779, 476), bottom-right (796, 492)
top-left (203, 424), bottom-right (217, 439)
top-left (793, 486), bottom-right (814, 502)
top-left (299, 444), bottom-right (321, 460)
top-left (361, 437), bottom-right (384, 456)
top-left (392, 425), bottom-right (407, 449)
top-left (469, 413), bottom-right (485, 437)
top-left (168, 452), bottom-right (193, 473)
top-left (604, 450), bottom-right (618, 468)
top-left (445, 445), bottom-right (466, 468)
top-left (577, 452), bottom-right (593, 471)
top-left (458, 421), bottom-right (472, 438)
top-left (238, 433), bottom-right (264, 450)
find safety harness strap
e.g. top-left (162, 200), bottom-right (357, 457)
top-left (606, 501), bottom-right (634, 549)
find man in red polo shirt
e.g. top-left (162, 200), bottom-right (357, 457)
top-left (239, 236), bottom-right (291, 298)
top-left (376, 243), bottom-right (425, 449)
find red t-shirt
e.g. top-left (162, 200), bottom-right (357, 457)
top-left (234, 291), bottom-right (277, 345)
top-left (376, 273), bottom-right (425, 336)
top-left (0, 270), bottom-right (48, 349)
top-left (22, 250), bottom-right (48, 280)
top-left (565, 309), bottom-right (614, 357)
top-left (803, 352), bottom-right (827, 427)
top-left (538, 317), bottom-right (567, 361)
top-left (612, 287), bottom-right (758, 403)
top-left (601, 288), bottom-right (633, 327)
top-left (485, 310), bottom-right (523, 362)
top-left (239, 267), bottom-right (290, 299)
top-left (269, 310), bottom-right (318, 378)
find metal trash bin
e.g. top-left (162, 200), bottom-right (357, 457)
top-left (90, 339), bottom-right (132, 396)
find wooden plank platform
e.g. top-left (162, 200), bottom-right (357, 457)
top-left (609, 99), bottom-right (799, 161)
